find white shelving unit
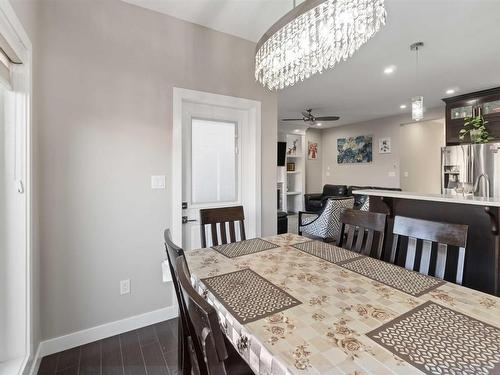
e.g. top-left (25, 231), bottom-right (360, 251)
top-left (277, 167), bottom-right (286, 212)
top-left (277, 130), bottom-right (306, 214)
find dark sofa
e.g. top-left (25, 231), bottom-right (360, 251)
top-left (304, 184), bottom-right (348, 212)
top-left (304, 185), bottom-right (402, 212)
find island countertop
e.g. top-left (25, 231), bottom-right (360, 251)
top-left (353, 189), bottom-right (500, 208)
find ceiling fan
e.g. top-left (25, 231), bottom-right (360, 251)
top-left (281, 109), bottom-right (340, 125)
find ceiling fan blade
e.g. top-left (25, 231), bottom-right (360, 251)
top-left (281, 118), bottom-right (304, 121)
top-left (315, 116), bottom-right (340, 121)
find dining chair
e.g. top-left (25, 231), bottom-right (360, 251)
top-left (298, 197), bottom-right (354, 243)
top-left (199, 206), bottom-right (246, 248)
top-left (164, 229), bottom-right (192, 375)
top-left (390, 216), bottom-right (468, 285)
top-left (175, 256), bottom-right (253, 375)
top-left (339, 209), bottom-right (387, 258)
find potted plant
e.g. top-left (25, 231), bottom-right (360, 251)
top-left (459, 115), bottom-right (493, 143)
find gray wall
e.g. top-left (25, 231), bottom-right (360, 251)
top-left (14, 0), bottom-right (277, 341)
top-left (321, 108), bottom-right (444, 188)
top-left (400, 119), bottom-right (445, 193)
top-left (305, 128), bottom-right (322, 193)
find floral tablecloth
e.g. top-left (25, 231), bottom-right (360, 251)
top-left (185, 234), bottom-right (500, 375)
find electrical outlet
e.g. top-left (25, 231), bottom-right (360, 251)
top-left (120, 279), bottom-right (130, 295)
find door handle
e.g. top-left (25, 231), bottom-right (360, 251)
top-left (17, 180), bottom-right (24, 194)
top-left (182, 216), bottom-right (197, 224)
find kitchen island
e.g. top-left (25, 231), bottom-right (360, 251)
top-left (354, 189), bottom-right (500, 296)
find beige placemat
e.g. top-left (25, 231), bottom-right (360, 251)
top-left (201, 268), bottom-right (301, 324)
top-left (212, 238), bottom-right (278, 258)
top-left (367, 301), bottom-right (500, 375)
top-left (292, 240), bottom-right (362, 264)
top-left (339, 256), bottom-right (446, 297)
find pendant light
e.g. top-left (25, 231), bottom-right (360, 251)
top-left (410, 42), bottom-right (424, 121)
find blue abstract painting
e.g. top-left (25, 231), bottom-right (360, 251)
top-left (337, 136), bottom-right (373, 163)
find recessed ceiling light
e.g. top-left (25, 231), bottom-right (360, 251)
top-left (400, 104), bottom-right (407, 109)
top-left (316, 123), bottom-right (322, 127)
top-left (446, 89), bottom-right (455, 95)
top-left (294, 129), bottom-right (300, 133)
top-left (384, 65), bottom-right (396, 74)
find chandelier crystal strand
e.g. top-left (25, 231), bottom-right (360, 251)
top-left (255, 0), bottom-right (386, 90)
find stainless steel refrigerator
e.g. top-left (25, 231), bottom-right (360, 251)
top-left (441, 143), bottom-right (500, 197)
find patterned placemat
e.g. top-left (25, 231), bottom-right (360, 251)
top-left (201, 268), bottom-right (301, 324)
top-left (367, 301), bottom-right (500, 375)
top-left (339, 256), bottom-right (445, 297)
top-left (292, 241), bottom-right (362, 264)
top-left (212, 238), bottom-right (278, 258)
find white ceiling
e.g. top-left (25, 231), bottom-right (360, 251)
top-left (125, 0), bottom-right (500, 128)
top-left (122, 0), bottom-right (302, 42)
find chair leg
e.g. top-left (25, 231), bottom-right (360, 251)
top-left (177, 321), bottom-right (192, 375)
top-left (182, 335), bottom-right (191, 375)
top-left (177, 322), bottom-right (183, 370)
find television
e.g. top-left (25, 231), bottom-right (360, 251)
top-left (277, 142), bottom-right (287, 166)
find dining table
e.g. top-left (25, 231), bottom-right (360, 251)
top-left (184, 233), bottom-right (500, 375)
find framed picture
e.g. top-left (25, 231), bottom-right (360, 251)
top-left (286, 162), bottom-right (295, 171)
top-left (337, 135), bottom-right (372, 164)
top-left (308, 142), bottom-right (318, 160)
top-left (379, 137), bottom-right (391, 154)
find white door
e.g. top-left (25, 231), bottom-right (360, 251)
top-left (182, 102), bottom-right (245, 250)
top-left (0, 74), bottom-right (28, 366)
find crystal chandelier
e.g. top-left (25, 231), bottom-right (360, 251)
top-left (255, 0), bottom-right (387, 91)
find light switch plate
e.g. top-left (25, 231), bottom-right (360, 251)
top-left (120, 279), bottom-right (130, 295)
top-left (151, 175), bottom-right (166, 189)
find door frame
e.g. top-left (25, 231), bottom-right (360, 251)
top-left (0, 1), bottom-right (33, 374)
top-left (172, 88), bottom-right (261, 245)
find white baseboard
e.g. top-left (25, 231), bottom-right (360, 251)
top-left (26, 346), bottom-right (41, 375)
top-left (35, 305), bottom-right (178, 361)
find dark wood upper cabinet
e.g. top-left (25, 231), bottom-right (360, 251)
top-left (442, 87), bottom-right (500, 145)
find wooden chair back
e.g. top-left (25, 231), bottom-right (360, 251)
top-left (339, 209), bottom-right (387, 258)
top-left (176, 256), bottom-right (228, 375)
top-left (164, 229), bottom-right (190, 307)
top-left (164, 229), bottom-right (191, 375)
top-left (164, 229), bottom-right (184, 271)
top-left (200, 206), bottom-right (246, 248)
top-left (390, 216), bottom-right (468, 285)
